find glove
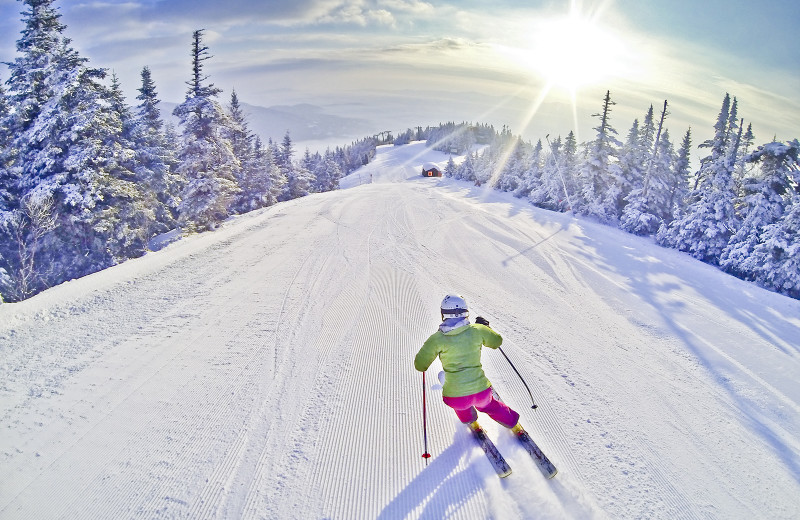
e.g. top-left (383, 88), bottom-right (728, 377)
top-left (475, 316), bottom-right (490, 327)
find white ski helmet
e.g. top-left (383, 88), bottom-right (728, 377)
top-left (441, 294), bottom-right (469, 319)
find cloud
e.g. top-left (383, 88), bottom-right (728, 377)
top-left (1, 0), bottom-right (795, 151)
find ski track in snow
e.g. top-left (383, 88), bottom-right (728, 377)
top-left (1, 142), bottom-right (799, 519)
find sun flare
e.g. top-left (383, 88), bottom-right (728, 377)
top-left (505, 10), bottom-right (634, 93)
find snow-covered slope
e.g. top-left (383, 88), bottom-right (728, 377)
top-left (1, 142), bottom-right (799, 519)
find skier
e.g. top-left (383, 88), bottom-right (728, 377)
top-left (414, 294), bottom-right (525, 436)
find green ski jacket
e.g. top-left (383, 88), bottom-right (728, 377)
top-left (414, 322), bottom-right (503, 398)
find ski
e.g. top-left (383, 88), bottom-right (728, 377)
top-left (469, 424), bottom-right (512, 478)
top-left (514, 430), bottom-right (558, 479)
top-left (489, 387), bottom-right (558, 479)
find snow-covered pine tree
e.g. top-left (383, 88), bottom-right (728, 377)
top-left (277, 131), bottom-right (295, 200)
top-left (312, 149), bottom-right (343, 192)
top-left (721, 139), bottom-right (799, 283)
top-left (621, 129), bottom-right (675, 236)
top-left (444, 155), bottom-right (457, 178)
top-left (617, 118), bottom-right (645, 212)
top-left (226, 89), bottom-right (263, 213)
top-left (659, 95), bottom-right (742, 264)
top-left (227, 90), bottom-right (251, 166)
top-left (0, 82), bottom-right (10, 300)
top-left (693, 94), bottom-right (731, 191)
top-left (529, 136), bottom-right (563, 210)
top-left (560, 131), bottom-right (580, 210)
top-left (455, 151), bottom-right (477, 182)
top-left (393, 128), bottom-right (414, 146)
top-left (266, 138), bottom-right (287, 201)
top-left (0, 82), bottom-right (11, 211)
top-left (276, 131), bottom-right (293, 176)
top-left (284, 163), bottom-right (315, 200)
top-left (277, 132), bottom-right (314, 200)
top-left (245, 136), bottom-right (281, 208)
top-left (666, 128), bottom-right (692, 221)
top-left (516, 138), bottom-right (543, 199)
top-left (639, 104), bottom-right (657, 155)
top-left (93, 73), bottom-right (157, 263)
top-left (2, 0), bottom-right (143, 295)
top-left (621, 101), bottom-right (672, 235)
top-left (725, 97), bottom-right (740, 159)
top-left (173, 29), bottom-right (240, 232)
top-left (733, 123), bottom-right (755, 190)
top-left (0, 81), bottom-right (8, 141)
top-left (301, 149), bottom-right (319, 192)
top-left (576, 90), bottom-right (623, 223)
top-left (751, 194), bottom-right (800, 299)
top-left (134, 65), bottom-right (180, 231)
top-left (496, 137), bottom-right (529, 193)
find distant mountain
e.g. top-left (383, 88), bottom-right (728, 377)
top-left (159, 101), bottom-right (375, 148)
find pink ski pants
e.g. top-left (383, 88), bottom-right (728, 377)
top-left (442, 387), bottom-right (519, 428)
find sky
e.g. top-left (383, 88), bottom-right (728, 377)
top-left (0, 0), bottom-right (798, 152)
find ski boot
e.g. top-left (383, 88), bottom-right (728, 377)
top-left (510, 422), bottom-right (526, 436)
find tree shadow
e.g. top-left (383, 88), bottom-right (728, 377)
top-left (571, 225), bottom-right (800, 486)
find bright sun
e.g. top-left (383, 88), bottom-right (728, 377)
top-left (506, 10), bottom-right (633, 93)
top-left (482, 7), bottom-right (636, 186)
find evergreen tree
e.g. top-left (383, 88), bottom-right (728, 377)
top-left (455, 151), bottom-right (477, 182)
top-left (1, 0), bottom-right (134, 296)
top-left (312, 149), bottom-right (343, 192)
top-left (266, 138), bottom-right (287, 202)
top-left (621, 101), bottom-right (672, 235)
top-left (234, 135), bottom-right (279, 210)
top-left (0, 82), bottom-right (12, 211)
top-left (277, 131), bottom-right (295, 200)
top-left (693, 94), bottom-right (731, 190)
top-left (444, 155), bottom-right (457, 178)
top-left (277, 131), bottom-right (294, 173)
top-left (639, 104), bottom-right (657, 155)
top-left (721, 140), bottom-right (799, 282)
top-left (227, 90), bottom-right (252, 164)
top-left (576, 90), bottom-right (623, 223)
top-left (274, 132), bottom-right (312, 200)
top-left (517, 138), bottom-right (543, 199)
top-left (617, 118), bottom-right (646, 212)
top-left (665, 128), bottom-right (692, 221)
top-left (659, 95), bottom-right (741, 264)
top-left (134, 65), bottom-right (180, 230)
top-left (560, 131), bottom-right (580, 210)
top-left (226, 89), bottom-right (260, 213)
top-left (284, 163), bottom-right (315, 200)
top-left (530, 136), bottom-right (563, 210)
top-left (173, 29), bottom-right (240, 232)
top-left (734, 123), bottom-right (756, 188)
top-left (496, 137), bottom-right (529, 193)
top-left (750, 195), bottom-right (800, 299)
top-left (621, 129), bottom-right (675, 235)
top-left (94, 73), bottom-right (156, 262)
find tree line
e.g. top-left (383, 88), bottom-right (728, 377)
top-left (0, 1), bottom-right (375, 302)
top-left (434, 93), bottom-right (799, 299)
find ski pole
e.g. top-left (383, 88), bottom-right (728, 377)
top-left (498, 347), bottom-right (539, 409)
top-left (421, 371), bottom-right (431, 463)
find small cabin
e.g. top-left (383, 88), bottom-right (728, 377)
top-left (421, 163), bottom-right (442, 177)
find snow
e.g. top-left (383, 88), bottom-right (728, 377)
top-left (1, 141), bottom-right (799, 519)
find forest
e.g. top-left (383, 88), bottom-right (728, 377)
top-left (0, 2), bottom-right (378, 303)
top-left (1, 0), bottom-right (798, 302)
top-left (411, 94), bottom-right (799, 300)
